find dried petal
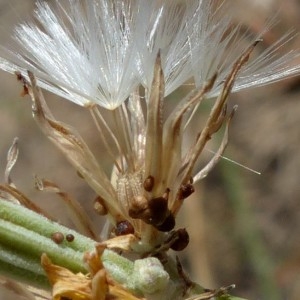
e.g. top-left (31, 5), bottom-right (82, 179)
top-left (97, 234), bottom-right (137, 251)
top-left (41, 254), bottom-right (92, 300)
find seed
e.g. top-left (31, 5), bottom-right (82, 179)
top-left (143, 175), bottom-right (155, 192)
top-left (66, 233), bottom-right (75, 242)
top-left (170, 228), bottom-right (189, 251)
top-left (51, 232), bottom-right (64, 244)
top-left (115, 220), bottom-right (135, 236)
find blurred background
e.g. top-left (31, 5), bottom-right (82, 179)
top-left (0, 1), bottom-right (299, 299)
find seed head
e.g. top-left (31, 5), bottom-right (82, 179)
top-left (0, 0), bottom-right (300, 254)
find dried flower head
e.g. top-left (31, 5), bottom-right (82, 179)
top-left (1, 0), bottom-right (300, 253)
top-left (0, 0), bottom-right (300, 299)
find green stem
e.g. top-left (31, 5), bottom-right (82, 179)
top-left (0, 218), bottom-right (87, 272)
top-left (101, 248), bottom-right (134, 286)
top-left (0, 251), bottom-right (49, 289)
top-left (0, 199), bottom-right (243, 300)
top-left (0, 199), bottom-right (134, 290)
top-left (0, 199), bottom-right (94, 252)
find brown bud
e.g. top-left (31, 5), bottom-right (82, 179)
top-left (51, 232), bottom-right (64, 244)
top-left (179, 183), bottom-right (195, 199)
top-left (94, 196), bottom-right (108, 215)
top-left (66, 234), bottom-right (75, 242)
top-left (143, 175), bottom-right (155, 192)
top-left (170, 228), bottom-right (189, 251)
top-left (155, 213), bottom-right (175, 232)
top-left (115, 220), bottom-right (135, 236)
top-left (147, 196), bottom-right (168, 225)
